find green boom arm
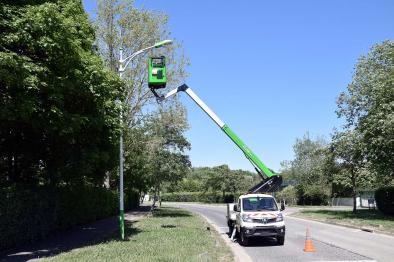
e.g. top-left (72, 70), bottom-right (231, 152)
top-left (159, 84), bottom-right (281, 192)
top-left (221, 125), bottom-right (274, 178)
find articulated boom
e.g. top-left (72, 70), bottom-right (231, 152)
top-left (151, 84), bottom-right (282, 193)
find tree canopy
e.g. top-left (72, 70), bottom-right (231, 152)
top-left (94, 0), bottom-right (191, 197)
top-left (0, 0), bottom-right (123, 187)
top-left (337, 41), bottom-right (394, 179)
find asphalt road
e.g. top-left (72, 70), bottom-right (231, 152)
top-left (168, 203), bottom-right (394, 262)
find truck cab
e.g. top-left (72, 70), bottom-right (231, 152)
top-left (227, 193), bottom-right (285, 246)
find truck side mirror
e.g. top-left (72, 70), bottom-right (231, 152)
top-left (233, 204), bottom-right (238, 212)
top-left (280, 201), bottom-right (285, 211)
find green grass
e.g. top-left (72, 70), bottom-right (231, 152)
top-left (43, 207), bottom-right (233, 262)
top-left (293, 209), bottom-right (394, 234)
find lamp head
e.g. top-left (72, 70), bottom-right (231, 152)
top-left (154, 39), bottom-right (173, 48)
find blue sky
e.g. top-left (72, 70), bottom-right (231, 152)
top-left (83, 1), bottom-right (394, 172)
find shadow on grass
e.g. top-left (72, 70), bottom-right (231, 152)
top-left (1, 212), bottom-right (145, 262)
top-left (152, 207), bottom-right (192, 218)
top-left (301, 209), bottom-right (394, 221)
top-left (103, 220), bottom-right (142, 242)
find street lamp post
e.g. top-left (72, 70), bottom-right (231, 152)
top-left (118, 39), bottom-right (172, 240)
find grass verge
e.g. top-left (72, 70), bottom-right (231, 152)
top-left (292, 209), bottom-right (394, 234)
top-left (43, 207), bottom-right (233, 262)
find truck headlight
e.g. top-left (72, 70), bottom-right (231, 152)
top-left (242, 214), bottom-right (253, 222)
top-left (276, 213), bottom-right (283, 222)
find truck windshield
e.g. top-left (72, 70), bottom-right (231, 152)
top-left (242, 197), bottom-right (278, 211)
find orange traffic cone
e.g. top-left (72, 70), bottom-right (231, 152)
top-left (303, 227), bottom-right (316, 252)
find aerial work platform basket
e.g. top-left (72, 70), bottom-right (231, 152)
top-left (148, 56), bottom-right (167, 89)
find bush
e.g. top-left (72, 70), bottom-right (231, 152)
top-left (0, 186), bottom-right (139, 251)
top-left (375, 186), bottom-right (394, 215)
top-left (161, 192), bottom-right (240, 203)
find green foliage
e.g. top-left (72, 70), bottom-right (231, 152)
top-left (295, 184), bottom-right (330, 205)
top-left (161, 192), bottom-right (240, 203)
top-left (337, 40), bottom-right (394, 179)
top-left (0, 186), bottom-right (138, 251)
top-left (144, 103), bottom-right (191, 196)
top-left (331, 130), bottom-right (376, 212)
top-left (0, 0), bottom-right (123, 187)
top-left (291, 133), bottom-right (330, 186)
top-left (122, 127), bottom-right (152, 193)
top-left (206, 165), bottom-right (246, 195)
top-left (172, 177), bottom-right (203, 192)
top-left (167, 165), bottom-right (258, 194)
top-left (375, 186), bottom-right (394, 215)
top-left (280, 133), bottom-right (333, 205)
top-left (95, 1), bottom-right (191, 199)
top-left (95, 0), bottom-right (189, 126)
top-left (275, 185), bottom-right (297, 205)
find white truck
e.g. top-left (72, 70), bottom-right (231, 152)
top-left (227, 193), bottom-right (285, 246)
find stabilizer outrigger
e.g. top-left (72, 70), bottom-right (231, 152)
top-left (150, 84), bottom-right (282, 193)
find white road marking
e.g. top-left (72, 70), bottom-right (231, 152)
top-left (312, 261), bottom-right (376, 262)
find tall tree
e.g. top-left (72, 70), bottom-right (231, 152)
top-left (95, 0), bottom-right (189, 127)
top-left (95, 0), bottom-right (189, 192)
top-left (291, 134), bottom-right (329, 185)
top-left (145, 102), bottom-right (191, 206)
top-left (331, 130), bottom-right (374, 213)
top-left (205, 165), bottom-right (232, 197)
top-left (0, 0), bottom-right (122, 187)
top-left (289, 133), bottom-right (333, 204)
top-left (337, 41), bottom-right (394, 179)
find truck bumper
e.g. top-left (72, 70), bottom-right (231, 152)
top-left (243, 226), bottom-right (285, 237)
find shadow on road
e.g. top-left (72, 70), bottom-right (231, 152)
top-left (244, 237), bottom-right (279, 247)
top-left (225, 231), bottom-right (279, 247)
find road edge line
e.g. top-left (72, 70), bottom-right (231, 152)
top-left (287, 215), bottom-right (394, 239)
top-left (196, 212), bottom-right (253, 262)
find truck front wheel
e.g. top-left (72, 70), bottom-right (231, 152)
top-left (277, 235), bottom-right (285, 245)
top-left (240, 229), bottom-right (249, 246)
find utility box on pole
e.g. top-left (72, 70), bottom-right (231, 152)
top-left (148, 56), bottom-right (167, 89)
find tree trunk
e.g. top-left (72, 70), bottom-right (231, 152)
top-left (139, 189), bottom-right (144, 204)
top-left (158, 185), bottom-right (162, 207)
top-left (351, 169), bottom-right (357, 213)
top-left (152, 186), bottom-right (158, 210)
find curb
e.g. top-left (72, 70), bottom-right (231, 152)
top-left (288, 214), bottom-right (394, 238)
top-left (167, 203), bottom-right (252, 262)
top-left (196, 212), bottom-right (253, 262)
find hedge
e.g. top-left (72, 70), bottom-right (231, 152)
top-left (375, 186), bottom-right (394, 215)
top-left (161, 192), bottom-right (240, 203)
top-left (0, 186), bottom-right (139, 251)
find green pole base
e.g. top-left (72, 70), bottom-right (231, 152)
top-left (119, 210), bottom-right (125, 240)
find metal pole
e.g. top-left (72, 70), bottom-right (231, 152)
top-left (116, 40), bottom-right (171, 240)
top-left (118, 47), bottom-right (125, 240)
